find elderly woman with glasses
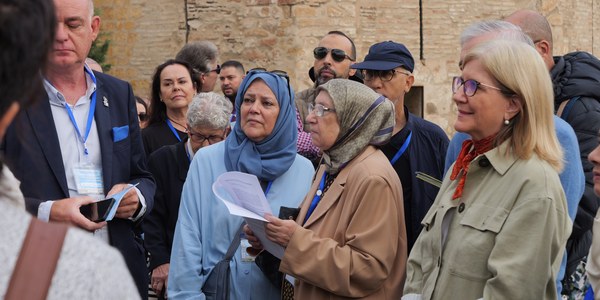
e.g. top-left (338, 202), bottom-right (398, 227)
top-left (143, 92), bottom-right (231, 298)
top-left (246, 79), bottom-right (407, 299)
top-left (403, 40), bottom-right (571, 300)
top-left (167, 71), bottom-right (314, 299)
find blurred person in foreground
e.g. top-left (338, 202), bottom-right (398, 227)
top-left (403, 40), bottom-right (571, 299)
top-left (586, 134), bottom-right (600, 299)
top-left (144, 92), bottom-right (232, 298)
top-left (167, 70), bottom-right (314, 299)
top-left (0, 0), bottom-right (140, 298)
top-left (247, 79), bottom-right (407, 299)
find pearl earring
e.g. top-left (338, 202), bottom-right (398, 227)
top-left (504, 119), bottom-right (510, 125)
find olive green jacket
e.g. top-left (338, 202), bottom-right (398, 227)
top-left (404, 141), bottom-right (571, 300)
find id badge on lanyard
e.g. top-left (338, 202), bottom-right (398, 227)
top-left (73, 163), bottom-right (104, 195)
top-left (70, 67), bottom-right (103, 195)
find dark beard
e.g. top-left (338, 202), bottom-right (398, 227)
top-left (316, 67), bottom-right (338, 85)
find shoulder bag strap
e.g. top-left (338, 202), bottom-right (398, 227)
top-left (224, 223), bottom-right (244, 261)
top-left (5, 218), bottom-right (69, 300)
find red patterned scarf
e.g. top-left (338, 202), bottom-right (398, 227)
top-left (450, 134), bottom-right (496, 200)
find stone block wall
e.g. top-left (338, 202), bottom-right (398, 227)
top-left (94, 0), bottom-right (598, 135)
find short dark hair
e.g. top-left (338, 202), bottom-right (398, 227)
top-left (327, 30), bottom-right (356, 60)
top-left (221, 60), bottom-right (245, 73)
top-left (0, 0), bottom-right (56, 116)
top-left (147, 59), bottom-right (195, 126)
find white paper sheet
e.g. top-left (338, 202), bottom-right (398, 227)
top-left (213, 172), bottom-right (285, 259)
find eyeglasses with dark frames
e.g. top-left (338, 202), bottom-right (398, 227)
top-left (187, 127), bottom-right (226, 145)
top-left (361, 69), bottom-right (411, 82)
top-left (313, 47), bottom-right (355, 62)
top-left (308, 103), bottom-right (336, 117)
top-left (452, 76), bottom-right (503, 97)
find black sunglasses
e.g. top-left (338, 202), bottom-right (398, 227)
top-left (246, 68), bottom-right (291, 99)
top-left (313, 47), bottom-right (355, 62)
top-left (210, 64), bottom-right (221, 74)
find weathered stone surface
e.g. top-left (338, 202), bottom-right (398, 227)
top-left (95, 0), bottom-right (599, 136)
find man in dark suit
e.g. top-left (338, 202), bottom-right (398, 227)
top-left (1, 0), bottom-right (155, 298)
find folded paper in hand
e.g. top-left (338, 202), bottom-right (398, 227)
top-left (104, 183), bottom-right (139, 221)
top-left (212, 172), bottom-right (285, 259)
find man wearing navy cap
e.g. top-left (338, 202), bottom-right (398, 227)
top-left (351, 41), bottom-right (449, 252)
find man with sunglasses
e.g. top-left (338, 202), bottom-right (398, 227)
top-left (176, 41), bottom-right (220, 92)
top-left (295, 31), bottom-right (358, 135)
top-left (351, 41), bottom-right (449, 253)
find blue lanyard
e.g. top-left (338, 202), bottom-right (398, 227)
top-left (304, 172), bottom-right (327, 224)
top-left (166, 119), bottom-right (182, 142)
top-left (264, 181), bottom-right (273, 196)
top-left (63, 67), bottom-right (97, 156)
top-left (390, 131), bottom-right (412, 165)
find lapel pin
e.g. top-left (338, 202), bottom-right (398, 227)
top-left (103, 96), bottom-right (109, 107)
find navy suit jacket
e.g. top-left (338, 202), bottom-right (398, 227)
top-left (2, 71), bottom-right (155, 299)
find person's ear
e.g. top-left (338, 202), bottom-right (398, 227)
top-left (348, 68), bottom-right (356, 77)
top-left (404, 74), bottom-right (415, 93)
top-left (90, 16), bottom-right (101, 41)
top-left (535, 40), bottom-right (552, 60)
top-left (505, 95), bottom-right (522, 120)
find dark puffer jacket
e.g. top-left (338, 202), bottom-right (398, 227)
top-left (551, 51), bottom-right (600, 276)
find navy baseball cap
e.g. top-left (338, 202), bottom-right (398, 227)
top-left (351, 41), bottom-right (414, 72)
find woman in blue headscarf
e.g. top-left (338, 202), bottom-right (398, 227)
top-left (167, 71), bottom-right (315, 299)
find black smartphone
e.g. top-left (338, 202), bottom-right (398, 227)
top-left (79, 198), bottom-right (116, 222)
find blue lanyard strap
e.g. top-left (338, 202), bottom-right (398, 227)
top-left (64, 67), bottom-right (97, 156)
top-left (304, 172), bottom-right (327, 224)
top-left (390, 131), bottom-right (412, 165)
top-left (166, 119), bottom-right (182, 142)
top-left (264, 181), bottom-right (273, 196)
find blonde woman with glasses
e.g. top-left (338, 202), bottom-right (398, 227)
top-left (403, 40), bottom-right (571, 300)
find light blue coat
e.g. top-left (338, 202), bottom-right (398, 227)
top-left (168, 142), bottom-right (314, 300)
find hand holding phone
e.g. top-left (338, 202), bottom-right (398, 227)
top-left (80, 198), bottom-right (116, 222)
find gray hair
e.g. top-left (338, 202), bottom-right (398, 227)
top-left (187, 92), bottom-right (232, 130)
top-left (176, 41), bottom-right (218, 73)
top-left (88, 0), bottom-right (94, 19)
top-left (460, 20), bottom-right (534, 47)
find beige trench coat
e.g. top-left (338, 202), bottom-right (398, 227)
top-left (280, 146), bottom-right (407, 299)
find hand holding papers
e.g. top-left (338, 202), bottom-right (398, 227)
top-left (105, 182), bottom-right (139, 221)
top-left (213, 172), bottom-right (285, 259)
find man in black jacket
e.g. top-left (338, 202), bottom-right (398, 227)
top-left (507, 9), bottom-right (600, 296)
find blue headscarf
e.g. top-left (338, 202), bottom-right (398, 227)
top-left (224, 71), bottom-right (297, 181)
